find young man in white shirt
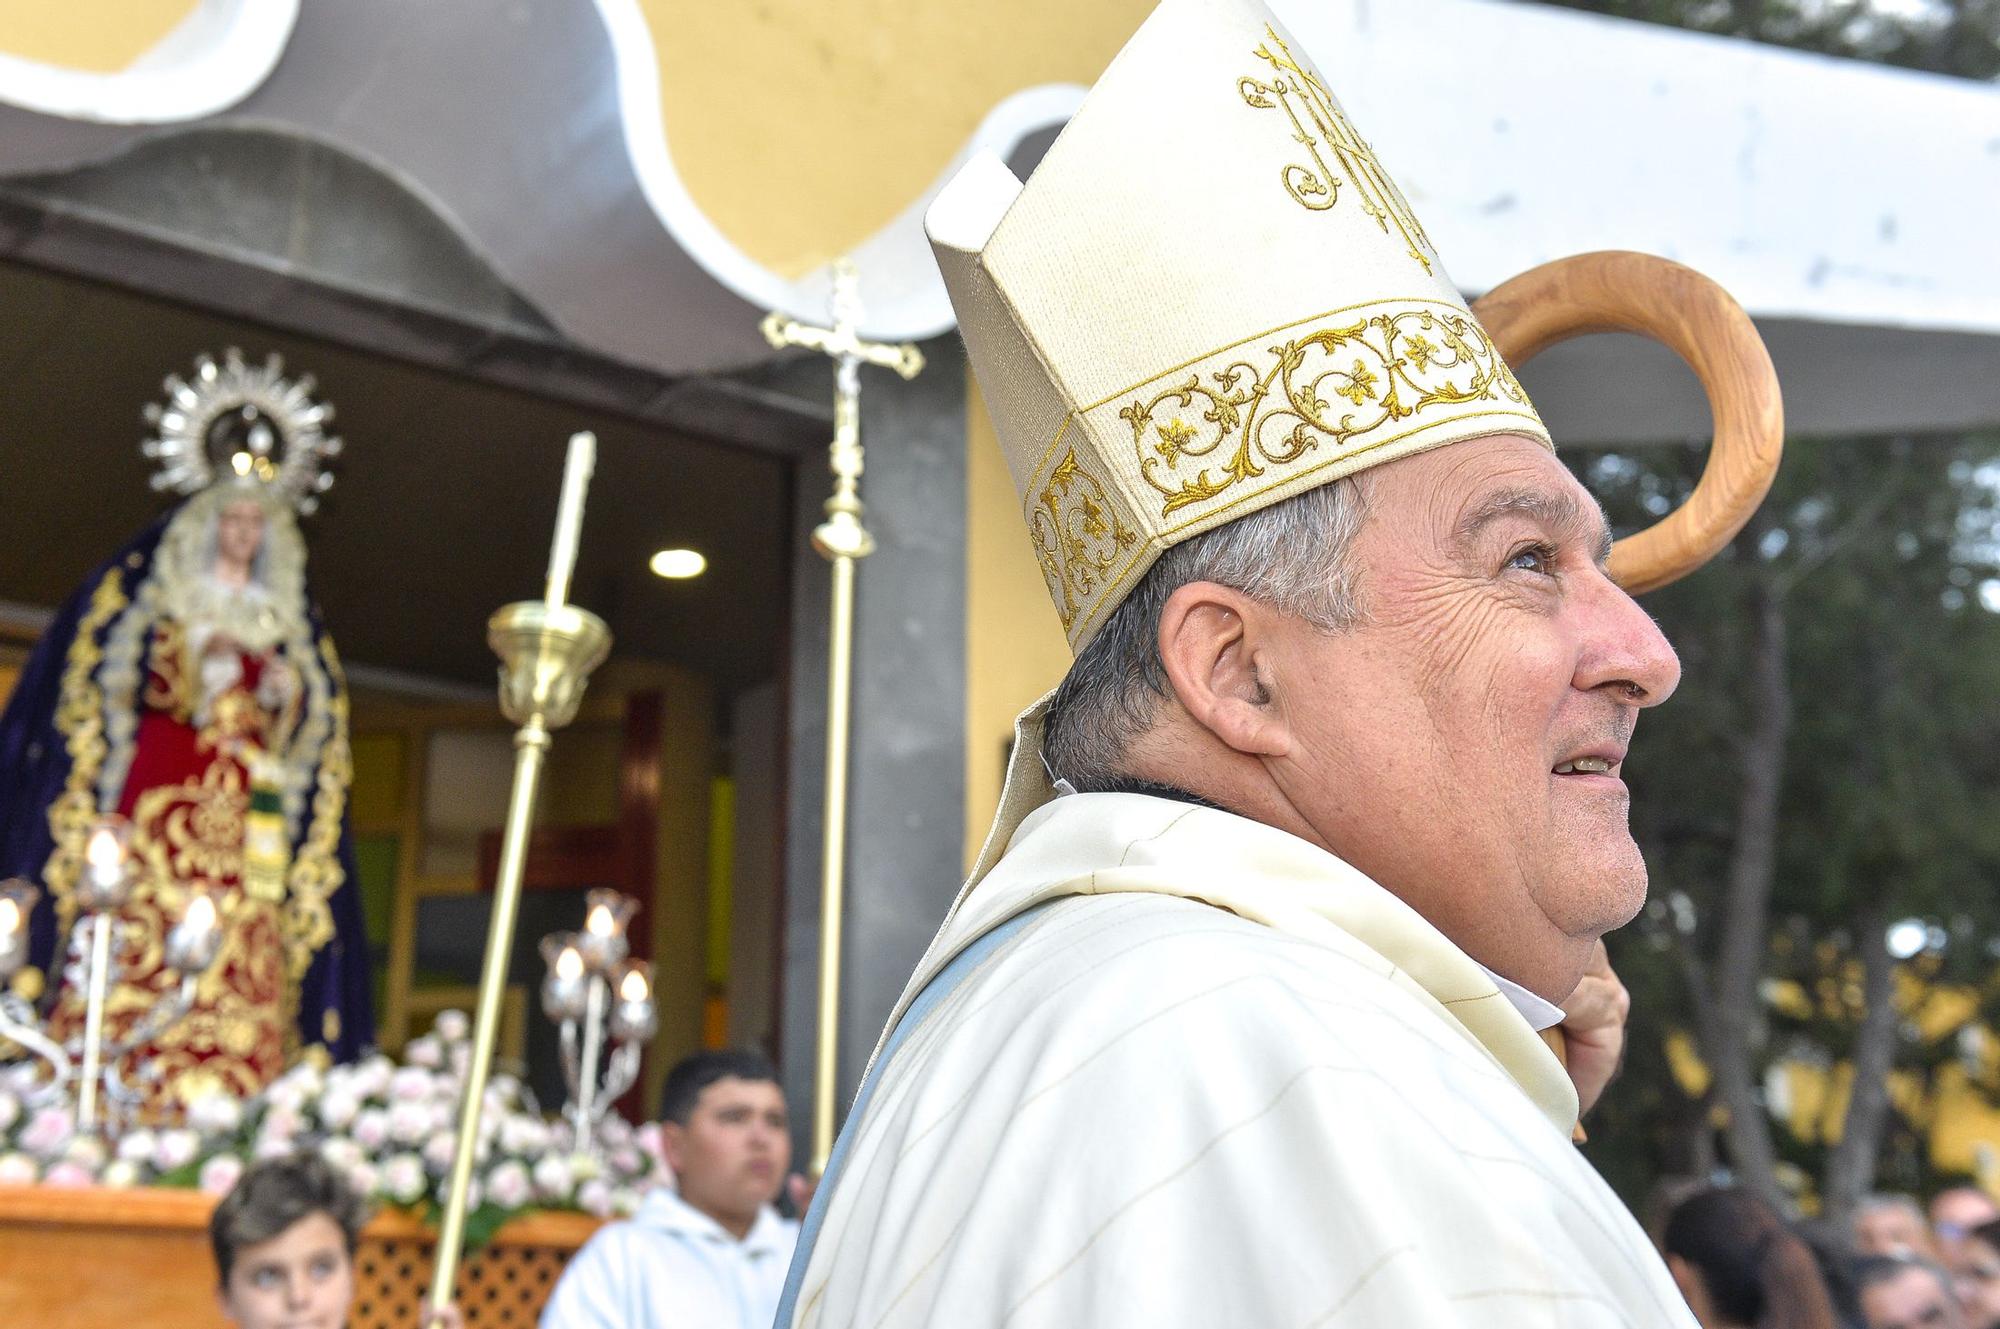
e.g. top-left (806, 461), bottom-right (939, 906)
top-left (542, 1050), bottom-right (799, 1329)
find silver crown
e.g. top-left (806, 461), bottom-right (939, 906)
top-left (140, 349), bottom-right (342, 515)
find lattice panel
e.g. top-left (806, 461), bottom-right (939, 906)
top-left (352, 1235), bottom-right (571, 1329)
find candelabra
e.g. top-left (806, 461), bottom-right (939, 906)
top-left (539, 888), bottom-right (655, 1153)
top-left (0, 816), bottom-right (223, 1133)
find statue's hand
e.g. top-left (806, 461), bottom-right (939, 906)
top-left (1559, 940), bottom-right (1630, 1118)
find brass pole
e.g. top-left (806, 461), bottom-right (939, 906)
top-left (811, 551), bottom-right (859, 1175)
top-left (427, 599), bottom-right (609, 1316)
top-left (428, 721), bottom-right (548, 1310)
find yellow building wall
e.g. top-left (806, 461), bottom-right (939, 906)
top-left (0, 2), bottom-right (196, 72)
top-left (963, 381), bottom-right (1072, 868)
top-left (644, 0), bottom-right (1154, 277)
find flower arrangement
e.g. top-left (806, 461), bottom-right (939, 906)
top-left (0, 1010), bottom-right (669, 1243)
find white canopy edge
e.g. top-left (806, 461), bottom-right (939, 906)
top-left (1279, 0), bottom-right (2000, 337)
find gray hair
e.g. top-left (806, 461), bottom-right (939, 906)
top-left (1042, 476), bottom-right (1370, 790)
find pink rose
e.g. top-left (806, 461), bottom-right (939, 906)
top-left (576, 1178), bottom-right (613, 1217)
top-left (388, 1101), bottom-right (430, 1146)
top-left (199, 1154), bottom-right (245, 1196)
top-left (352, 1108), bottom-right (390, 1151)
top-left (401, 1039), bottom-right (442, 1072)
top-left (41, 1160), bottom-right (94, 1188)
top-left (19, 1106), bottom-right (74, 1157)
top-left (259, 1104), bottom-right (304, 1143)
top-left (422, 1132), bottom-right (455, 1172)
top-left (485, 1160), bottom-right (531, 1210)
top-left (153, 1130), bottom-right (200, 1172)
top-left (346, 1161), bottom-right (379, 1200)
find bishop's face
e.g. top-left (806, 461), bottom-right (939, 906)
top-left (1262, 434), bottom-right (1680, 1001)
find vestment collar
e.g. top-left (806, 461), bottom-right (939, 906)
top-left (883, 791), bottom-right (1580, 1136)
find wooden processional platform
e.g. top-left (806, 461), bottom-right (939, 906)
top-left (0, 1185), bottom-right (601, 1327)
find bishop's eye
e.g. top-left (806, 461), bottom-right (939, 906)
top-left (1506, 542), bottom-right (1559, 576)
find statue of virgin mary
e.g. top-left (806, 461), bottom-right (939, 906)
top-left (0, 350), bottom-right (371, 1111)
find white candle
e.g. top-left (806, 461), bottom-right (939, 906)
top-left (544, 431), bottom-right (596, 610)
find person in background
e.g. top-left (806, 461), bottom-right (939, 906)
top-left (1860, 1195), bottom-right (1943, 1260)
top-left (1945, 1217), bottom-right (2000, 1329)
top-left (1934, 1189), bottom-right (2000, 1267)
top-left (1661, 1187), bottom-right (1838, 1329)
top-left (540, 1048), bottom-right (800, 1329)
top-left (211, 1152), bottom-right (459, 1329)
top-left (1857, 1254), bottom-right (1967, 1329)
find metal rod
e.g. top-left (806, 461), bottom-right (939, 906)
top-left (428, 722), bottom-right (551, 1313)
top-left (573, 975), bottom-right (606, 1150)
top-left (76, 914), bottom-right (113, 1132)
top-left (811, 552), bottom-right (859, 1177)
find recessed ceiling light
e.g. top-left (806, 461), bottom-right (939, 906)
top-left (649, 548), bottom-right (707, 580)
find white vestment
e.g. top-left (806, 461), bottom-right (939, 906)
top-left (786, 792), bottom-right (1698, 1328)
top-left (542, 1188), bottom-right (797, 1329)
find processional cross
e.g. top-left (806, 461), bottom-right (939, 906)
top-left (760, 260), bottom-right (924, 1174)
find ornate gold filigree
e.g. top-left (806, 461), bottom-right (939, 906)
top-left (1239, 25), bottom-right (1436, 273)
top-left (44, 571), bottom-right (130, 936)
top-left (1117, 304), bottom-right (1531, 517)
top-left (1028, 445), bottom-right (1141, 631)
top-left (280, 633), bottom-right (349, 984)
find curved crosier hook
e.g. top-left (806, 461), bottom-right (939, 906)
top-left (1473, 251), bottom-right (1785, 594)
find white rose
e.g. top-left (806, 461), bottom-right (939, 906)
top-left (352, 1108), bottom-right (390, 1151)
top-left (100, 1159), bottom-right (140, 1189)
top-left (346, 1161), bottom-right (379, 1200)
top-left (381, 1153), bottom-right (427, 1205)
top-left (116, 1129), bottom-right (159, 1166)
top-left (485, 1160), bottom-right (531, 1210)
top-left (388, 1101), bottom-right (431, 1146)
top-left (531, 1153), bottom-right (570, 1202)
top-left (355, 1054), bottom-right (394, 1096)
top-left (199, 1154), bottom-right (245, 1195)
top-left (63, 1136), bottom-right (107, 1169)
top-left (389, 1066), bottom-right (434, 1101)
top-left (567, 1151), bottom-right (602, 1184)
top-left (258, 1104), bottom-right (304, 1145)
top-left (263, 1080), bottom-right (306, 1115)
top-left (319, 1136), bottom-right (364, 1172)
top-left (186, 1093), bottom-right (242, 1136)
top-left (433, 1010), bottom-right (471, 1044)
top-left (153, 1130), bottom-right (200, 1172)
top-left (500, 1116), bottom-right (549, 1157)
top-left (0, 1152), bottom-right (38, 1185)
top-left (609, 1187), bottom-right (640, 1216)
top-left (318, 1087), bottom-right (362, 1132)
top-left (402, 1037), bottom-right (442, 1071)
top-left (253, 1134), bottom-right (295, 1160)
top-left (422, 1132), bottom-right (455, 1173)
top-left (0, 1090), bottom-right (20, 1133)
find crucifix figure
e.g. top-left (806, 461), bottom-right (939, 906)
top-left (759, 259), bottom-right (924, 1174)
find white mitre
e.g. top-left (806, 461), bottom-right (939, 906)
top-left (928, 0), bottom-right (1550, 652)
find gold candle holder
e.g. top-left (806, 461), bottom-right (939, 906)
top-left (426, 596), bottom-right (609, 1314)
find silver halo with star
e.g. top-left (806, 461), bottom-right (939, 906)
top-left (140, 348), bottom-right (342, 514)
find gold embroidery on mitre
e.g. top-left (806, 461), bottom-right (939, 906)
top-left (1028, 442), bottom-right (1142, 631)
top-left (1114, 300), bottom-right (1535, 518)
top-left (1239, 25), bottom-right (1436, 273)
top-left (1027, 298), bottom-right (1545, 646)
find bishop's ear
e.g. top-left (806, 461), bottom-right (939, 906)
top-left (1155, 581), bottom-right (1291, 759)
